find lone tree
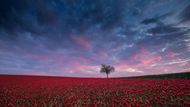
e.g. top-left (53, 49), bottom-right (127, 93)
top-left (100, 64), bottom-right (115, 78)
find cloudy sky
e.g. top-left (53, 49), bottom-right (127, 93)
top-left (0, 0), bottom-right (190, 77)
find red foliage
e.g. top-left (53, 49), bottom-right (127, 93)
top-left (0, 75), bottom-right (190, 107)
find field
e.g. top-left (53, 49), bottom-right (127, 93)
top-left (127, 72), bottom-right (190, 79)
top-left (0, 75), bottom-right (190, 107)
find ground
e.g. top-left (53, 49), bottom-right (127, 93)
top-left (0, 75), bottom-right (190, 107)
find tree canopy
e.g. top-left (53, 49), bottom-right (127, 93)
top-left (100, 64), bottom-right (115, 78)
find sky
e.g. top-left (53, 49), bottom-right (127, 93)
top-left (0, 0), bottom-right (190, 77)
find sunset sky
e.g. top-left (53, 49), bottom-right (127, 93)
top-left (0, 0), bottom-right (190, 77)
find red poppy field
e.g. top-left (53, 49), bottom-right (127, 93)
top-left (0, 75), bottom-right (190, 107)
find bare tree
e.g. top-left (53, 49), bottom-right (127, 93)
top-left (100, 64), bottom-right (115, 78)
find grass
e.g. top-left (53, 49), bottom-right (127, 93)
top-left (126, 72), bottom-right (190, 79)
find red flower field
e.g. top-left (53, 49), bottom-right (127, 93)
top-left (0, 75), bottom-right (190, 107)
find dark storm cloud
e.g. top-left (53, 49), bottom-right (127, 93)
top-left (147, 24), bottom-right (182, 34)
top-left (137, 22), bottom-right (190, 54)
top-left (0, 0), bottom-right (126, 36)
top-left (36, 2), bottom-right (59, 26)
top-left (58, 0), bottom-right (126, 32)
top-left (0, 0), bottom-right (36, 35)
top-left (179, 4), bottom-right (190, 23)
top-left (141, 18), bottom-right (159, 25)
top-left (141, 12), bottom-right (173, 25)
top-left (139, 2), bottom-right (190, 55)
top-left (136, 32), bottom-right (188, 50)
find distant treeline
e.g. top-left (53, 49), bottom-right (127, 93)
top-left (127, 72), bottom-right (190, 79)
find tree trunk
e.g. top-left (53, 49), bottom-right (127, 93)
top-left (107, 73), bottom-right (108, 78)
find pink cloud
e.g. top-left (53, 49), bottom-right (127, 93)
top-left (97, 50), bottom-right (108, 58)
top-left (114, 60), bottom-right (144, 74)
top-left (66, 57), bottom-right (94, 73)
top-left (167, 51), bottom-right (178, 58)
top-left (71, 36), bottom-right (92, 50)
top-left (133, 48), bottom-right (162, 65)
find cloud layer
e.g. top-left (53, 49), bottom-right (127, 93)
top-left (0, 0), bottom-right (190, 77)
